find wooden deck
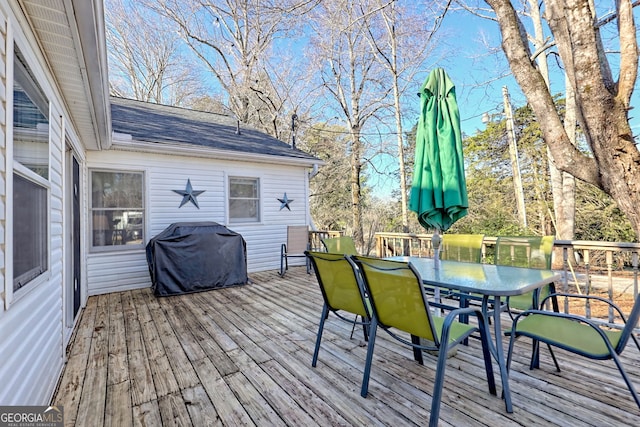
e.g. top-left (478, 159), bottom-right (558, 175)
top-left (52, 268), bottom-right (640, 426)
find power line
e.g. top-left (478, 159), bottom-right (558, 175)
top-left (303, 125), bottom-right (406, 137)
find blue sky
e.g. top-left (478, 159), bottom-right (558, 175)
top-left (440, 7), bottom-right (640, 137)
top-left (368, 5), bottom-right (639, 199)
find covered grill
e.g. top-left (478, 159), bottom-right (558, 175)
top-left (146, 222), bottom-right (247, 296)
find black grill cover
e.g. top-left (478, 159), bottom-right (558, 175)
top-left (146, 222), bottom-right (248, 296)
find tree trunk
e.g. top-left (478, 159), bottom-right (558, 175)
top-left (527, 0), bottom-right (576, 240)
top-left (487, 0), bottom-right (640, 239)
top-left (350, 132), bottom-right (365, 249)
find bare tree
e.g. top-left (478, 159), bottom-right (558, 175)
top-left (521, 0), bottom-right (576, 241)
top-left (144, 0), bottom-right (316, 138)
top-left (363, 1), bottom-right (445, 233)
top-left (105, 0), bottom-right (201, 104)
top-left (307, 0), bottom-right (392, 249)
top-left (486, 0), bottom-right (640, 238)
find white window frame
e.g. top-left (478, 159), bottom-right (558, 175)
top-left (10, 164), bottom-right (51, 297)
top-left (227, 175), bottom-right (262, 224)
top-left (89, 169), bottom-right (146, 252)
top-left (7, 38), bottom-right (52, 305)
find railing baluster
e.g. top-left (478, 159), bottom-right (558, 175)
top-left (562, 247), bottom-right (570, 313)
top-left (634, 251), bottom-right (639, 328)
top-left (606, 250), bottom-right (614, 323)
top-left (634, 251), bottom-right (639, 300)
top-left (584, 250), bottom-right (591, 319)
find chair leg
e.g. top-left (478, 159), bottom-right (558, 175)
top-left (360, 318), bottom-right (379, 397)
top-left (611, 352), bottom-right (640, 409)
top-left (507, 333), bottom-right (516, 371)
top-left (547, 344), bottom-right (560, 372)
top-left (349, 315), bottom-right (370, 341)
top-left (529, 340), bottom-right (561, 372)
top-left (350, 315), bottom-right (358, 339)
top-left (429, 335), bottom-right (455, 427)
top-left (312, 305), bottom-right (329, 367)
top-left (280, 248), bottom-right (287, 276)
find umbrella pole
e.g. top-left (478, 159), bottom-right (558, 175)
top-left (432, 228), bottom-right (442, 269)
top-left (432, 229), bottom-right (442, 315)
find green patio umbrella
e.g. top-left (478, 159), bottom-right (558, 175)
top-left (409, 68), bottom-right (468, 264)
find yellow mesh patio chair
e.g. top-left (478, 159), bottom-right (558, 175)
top-left (279, 225), bottom-right (310, 276)
top-left (440, 234), bottom-right (484, 263)
top-left (495, 236), bottom-right (555, 314)
top-left (351, 255), bottom-right (496, 427)
top-left (507, 293), bottom-right (640, 409)
top-left (441, 234), bottom-right (486, 323)
top-left (305, 251), bottom-right (371, 366)
top-left (322, 236), bottom-right (362, 334)
top-left (322, 236), bottom-right (358, 255)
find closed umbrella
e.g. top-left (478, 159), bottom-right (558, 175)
top-left (409, 68), bottom-right (468, 267)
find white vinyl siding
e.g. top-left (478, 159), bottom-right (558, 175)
top-left (0, 8), bottom-right (71, 405)
top-left (86, 149), bottom-right (311, 294)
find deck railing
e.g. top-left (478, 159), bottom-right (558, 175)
top-left (309, 230), bottom-right (344, 252)
top-left (374, 232), bottom-right (640, 330)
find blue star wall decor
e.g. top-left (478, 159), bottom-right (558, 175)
top-left (278, 193), bottom-right (294, 211)
top-left (173, 179), bottom-right (205, 208)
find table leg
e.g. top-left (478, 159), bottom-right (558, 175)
top-left (483, 295), bottom-right (513, 413)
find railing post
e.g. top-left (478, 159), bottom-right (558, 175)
top-left (606, 250), bottom-right (613, 323)
top-left (634, 251), bottom-right (639, 328)
top-left (633, 252), bottom-right (639, 298)
top-left (562, 247), bottom-right (570, 313)
top-left (584, 250), bottom-right (591, 319)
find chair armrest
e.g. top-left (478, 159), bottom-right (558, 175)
top-left (445, 305), bottom-right (486, 326)
top-left (511, 309), bottom-right (621, 351)
top-left (541, 293), bottom-right (629, 323)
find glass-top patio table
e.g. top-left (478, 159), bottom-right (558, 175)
top-left (389, 256), bottom-right (561, 413)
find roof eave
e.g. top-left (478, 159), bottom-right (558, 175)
top-left (67, 0), bottom-right (111, 149)
top-left (111, 133), bottom-right (324, 167)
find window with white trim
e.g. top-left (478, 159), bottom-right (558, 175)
top-left (229, 177), bottom-right (260, 223)
top-left (12, 44), bottom-right (50, 292)
top-left (90, 170), bottom-right (144, 250)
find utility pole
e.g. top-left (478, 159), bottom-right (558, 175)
top-left (502, 86), bottom-right (528, 229)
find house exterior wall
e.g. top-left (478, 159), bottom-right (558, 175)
top-left (0, 2), bottom-right (88, 405)
top-left (86, 149), bottom-right (311, 295)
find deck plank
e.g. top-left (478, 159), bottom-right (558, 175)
top-left (192, 357), bottom-right (256, 426)
top-left (74, 294), bottom-right (109, 427)
top-left (181, 385), bottom-right (222, 427)
top-left (132, 400), bottom-right (162, 427)
top-left (144, 290), bottom-right (200, 389)
top-left (54, 295), bottom-right (98, 426)
top-left (158, 391), bottom-right (192, 426)
top-left (52, 268), bottom-right (640, 427)
top-left (107, 293), bottom-right (128, 386)
top-left (104, 380), bottom-right (132, 427)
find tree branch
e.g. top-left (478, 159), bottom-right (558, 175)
top-left (616, 0), bottom-right (638, 106)
top-left (486, 0), bottom-right (600, 186)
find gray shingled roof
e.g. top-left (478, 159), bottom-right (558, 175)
top-left (110, 97), bottom-right (318, 161)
